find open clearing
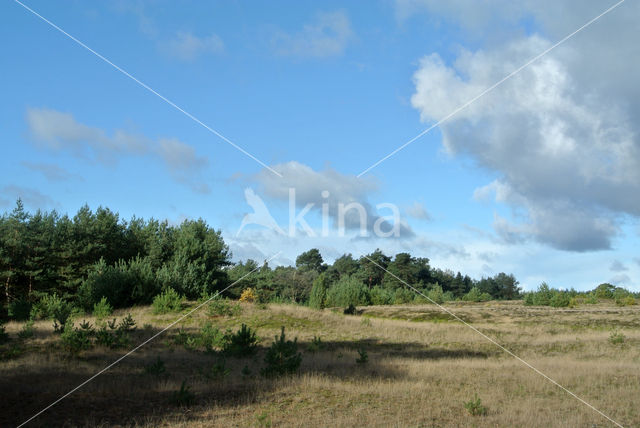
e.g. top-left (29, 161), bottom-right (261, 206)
top-left (2, 301), bottom-right (639, 427)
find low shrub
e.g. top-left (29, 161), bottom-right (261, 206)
top-left (208, 298), bottom-right (241, 317)
top-left (550, 291), bottom-right (571, 308)
top-left (95, 314), bottom-right (136, 348)
top-left (616, 296), bottom-right (636, 307)
top-left (356, 348), bottom-right (368, 364)
top-left (40, 294), bottom-right (74, 332)
top-left (17, 319), bottom-right (35, 339)
top-left (261, 326), bottom-right (302, 377)
top-left (197, 322), bottom-right (227, 352)
top-left (239, 288), bottom-right (257, 303)
top-left (152, 288), bottom-right (184, 314)
top-left (61, 321), bottom-right (94, 355)
top-left (464, 394), bottom-right (487, 416)
top-left (343, 304), bottom-right (356, 315)
top-left (92, 297), bottom-right (113, 319)
top-left (609, 330), bottom-right (625, 345)
top-left (463, 287), bottom-right (492, 303)
top-left (223, 324), bottom-right (259, 357)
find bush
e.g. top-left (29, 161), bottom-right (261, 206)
top-left (356, 348), bottom-right (368, 364)
top-left (196, 322), bottom-right (226, 352)
top-left (61, 321), bottom-right (94, 355)
top-left (261, 327), bottom-right (302, 377)
top-left (8, 299), bottom-right (32, 321)
top-left (609, 330), bottom-right (625, 345)
top-left (343, 304), bottom-right (357, 315)
top-left (17, 319), bottom-right (35, 339)
top-left (92, 297), bottom-right (113, 319)
top-left (394, 287), bottom-right (415, 304)
top-left (40, 294), bottom-right (74, 332)
top-left (308, 275), bottom-right (328, 309)
top-left (463, 287), bottom-right (491, 303)
top-left (550, 291), bottom-right (571, 308)
top-left (95, 314), bottom-right (136, 348)
top-left (239, 288), bottom-right (257, 303)
top-left (223, 324), bottom-right (258, 357)
top-left (464, 394), bottom-right (487, 416)
top-left (325, 276), bottom-right (370, 307)
top-left (208, 298), bottom-right (241, 317)
top-left (369, 286), bottom-right (393, 305)
top-left (616, 296), bottom-right (636, 306)
top-left (427, 285), bottom-right (444, 304)
top-left (152, 288), bottom-right (184, 314)
top-left (585, 293), bottom-right (598, 304)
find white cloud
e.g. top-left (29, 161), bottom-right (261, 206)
top-left (26, 108), bottom-right (209, 193)
top-left (159, 31), bottom-right (224, 61)
top-left (254, 161), bottom-right (413, 237)
top-left (1, 185), bottom-right (57, 210)
top-left (272, 10), bottom-right (353, 58)
top-left (405, 202), bottom-right (432, 221)
top-left (609, 273), bottom-right (630, 286)
top-left (410, 14), bottom-right (640, 251)
top-left (21, 162), bottom-right (78, 182)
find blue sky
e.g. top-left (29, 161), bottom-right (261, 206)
top-left (2, 0), bottom-right (638, 291)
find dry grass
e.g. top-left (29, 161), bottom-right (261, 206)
top-left (1, 300), bottom-right (639, 427)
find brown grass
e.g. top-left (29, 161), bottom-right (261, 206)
top-left (1, 300), bottom-right (639, 427)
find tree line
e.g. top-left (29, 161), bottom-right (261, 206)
top-left (1, 200), bottom-right (523, 319)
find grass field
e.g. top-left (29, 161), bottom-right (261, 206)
top-left (1, 300), bottom-right (639, 427)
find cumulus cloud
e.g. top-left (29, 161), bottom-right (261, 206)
top-left (272, 10), bottom-right (353, 58)
top-left (253, 161), bottom-right (413, 238)
top-left (159, 31), bottom-right (224, 61)
top-left (409, 1), bottom-right (640, 251)
top-left (26, 108), bottom-right (209, 193)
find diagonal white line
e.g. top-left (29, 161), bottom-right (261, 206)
top-left (362, 256), bottom-right (624, 427)
top-left (17, 251), bottom-right (282, 428)
top-left (357, 0), bottom-right (625, 177)
top-left (13, 0), bottom-right (283, 178)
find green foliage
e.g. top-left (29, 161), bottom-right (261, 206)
top-left (223, 324), bottom-right (259, 357)
top-left (325, 276), bottom-right (370, 307)
top-left (152, 288), bottom-right (184, 314)
top-left (609, 330), bottom-right (625, 345)
top-left (92, 297), bottom-right (113, 319)
top-left (95, 314), bottom-right (136, 348)
top-left (394, 287), bottom-right (415, 304)
top-left (61, 321), bottom-right (94, 355)
top-left (616, 296), bottom-right (636, 306)
top-left (197, 322), bottom-right (227, 352)
top-left (295, 248), bottom-right (324, 273)
top-left (464, 394), bottom-right (487, 416)
top-left (369, 286), bottom-right (393, 305)
top-left (78, 257), bottom-right (160, 309)
top-left (8, 299), bottom-right (32, 321)
top-left (17, 319), bottom-right (35, 339)
top-left (356, 348), bottom-right (368, 364)
top-left (205, 358), bottom-right (231, 380)
top-left (585, 293), bottom-right (598, 304)
top-left (595, 283), bottom-right (615, 299)
top-left (172, 380), bottom-right (195, 406)
top-left (550, 291), bottom-right (571, 308)
top-left (308, 273), bottom-right (329, 310)
top-left (39, 293), bottom-right (74, 332)
top-left (427, 284), bottom-right (445, 304)
top-left (144, 357), bottom-right (166, 376)
top-left (463, 287), bottom-right (491, 302)
top-left (261, 327), bottom-right (302, 377)
top-left (208, 297), bottom-right (241, 317)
